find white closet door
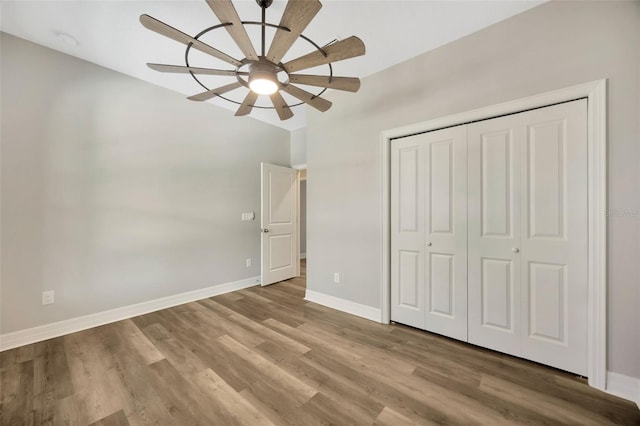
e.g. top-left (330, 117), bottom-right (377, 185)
top-left (391, 126), bottom-right (467, 340)
top-left (468, 100), bottom-right (588, 375)
top-left (391, 136), bottom-right (426, 329)
top-left (519, 100), bottom-right (588, 375)
top-left (468, 117), bottom-right (523, 355)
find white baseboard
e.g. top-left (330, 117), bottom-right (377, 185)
top-left (0, 276), bottom-right (260, 352)
top-left (304, 290), bottom-right (381, 323)
top-left (606, 371), bottom-right (640, 408)
top-left (300, 252), bottom-right (307, 260)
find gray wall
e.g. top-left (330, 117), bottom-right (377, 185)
top-left (306, 1), bottom-right (640, 378)
top-left (290, 128), bottom-right (307, 167)
top-left (300, 180), bottom-right (307, 257)
top-left (0, 33), bottom-right (290, 334)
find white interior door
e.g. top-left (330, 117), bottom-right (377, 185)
top-left (391, 126), bottom-right (468, 340)
top-left (261, 163), bottom-right (299, 286)
top-left (467, 113), bottom-right (523, 356)
top-left (468, 100), bottom-right (588, 375)
top-left (518, 100), bottom-right (588, 375)
top-left (391, 136), bottom-right (426, 329)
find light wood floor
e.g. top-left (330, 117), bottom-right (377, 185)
top-left (2, 261), bottom-right (639, 425)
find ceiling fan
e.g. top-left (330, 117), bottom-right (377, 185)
top-left (140, 0), bottom-right (366, 120)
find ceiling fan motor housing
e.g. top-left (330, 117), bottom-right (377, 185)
top-left (256, 0), bottom-right (274, 9)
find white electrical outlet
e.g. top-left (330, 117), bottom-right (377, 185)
top-left (333, 273), bottom-right (340, 284)
top-left (246, 258), bottom-right (252, 267)
top-left (42, 290), bottom-right (55, 305)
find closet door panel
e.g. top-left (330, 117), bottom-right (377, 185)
top-left (391, 125), bottom-right (467, 340)
top-left (468, 120), bottom-right (522, 355)
top-left (469, 99), bottom-right (588, 375)
top-left (423, 126), bottom-right (468, 341)
top-left (520, 100), bottom-right (588, 375)
top-left (391, 140), bottom-right (425, 329)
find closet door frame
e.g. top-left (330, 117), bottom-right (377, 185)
top-left (380, 79), bottom-right (607, 391)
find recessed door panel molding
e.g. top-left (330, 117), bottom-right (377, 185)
top-left (269, 172), bottom-right (295, 225)
top-left (528, 262), bottom-right (567, 343)
top-left (481, 258), bottom-right (514, 332)
top-left (261, 163), bottom-right (298, 286)
top-left (268, 234), bottom-right (294, 271)
top-left (429, 253), bottom-right (454, 317)
top-left (527, 119), bottom-right (567, 240)
top-left (481, 130), bottom-right (513, 238)
top-left (399, 147), bottom-right (419, 233)
top-left (429, 141), bottom-right (454, 235)
top-left (398, 250), bottom-right (421, 309)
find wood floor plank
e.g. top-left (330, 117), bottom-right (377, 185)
top-left (114, 320), bottom-right (165, 366)
top-left (300, 391), bottom-right (377, 425)
top-left (32, 339), bottom-right (74, 424)
top-left (479, 374), bottom-right (618, 425)
top-left (216, 334), bottom-right (317, 406)
top-left (1, 260), bottom-right (638, 425)
top-left (375, 406), bottom-right (437, 426)
top-left (92, 323), bottom-right (184, 425)
top-left (88, 409), bottom-right (130, 426)
top-left (191, 368), bottom-right (274, 426)
top-left (138, 322), bottom-right (209, 377)
top-left (252, 341), bottom-right (329, 390)
top-left (1, 360), bottom-right (34, 426)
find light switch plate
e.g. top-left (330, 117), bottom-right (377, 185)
top-left (241, 212), bottom-right (255, 221)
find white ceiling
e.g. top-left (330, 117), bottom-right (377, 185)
top-left (0, 0), bottom-right (544, 130)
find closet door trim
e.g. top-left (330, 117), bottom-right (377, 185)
top-left (380, 79), bottom-right (607, 390)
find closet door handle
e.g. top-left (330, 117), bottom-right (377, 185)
top-left (512, 247), bottom-right (520, 253)
top-left (426, 242), bottom-right (432, 247)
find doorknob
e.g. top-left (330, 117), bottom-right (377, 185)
top-left (426, 242), bottom-right (432, 247)
top-left (261, 228), bottom-right (270, 233)
top-left (512, 247), bottom-right (520, 253)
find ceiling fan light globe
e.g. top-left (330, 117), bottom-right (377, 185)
top-left (249, 77), bottom-right (278, 95)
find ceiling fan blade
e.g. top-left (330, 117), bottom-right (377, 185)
top-left (187, 82), bottom-right (243, 102)
top-left (270, 91), bottom-right (294, 120)
top-left (147, 63), bottom-right (247, 76)
top-left (281, 84), bottom-right (332, 112)
top-left (205, 0), bottom-right (259, 60)
top-left (289, 74), bottom-right (360, 92)
top-left (235, 91), bottom-right (259, 116)
top-left (283, 36), bottom-right (366, 73)
top-left (140, 14), bottom-right (242, 67)
top-left (266, 0), bottom-right (322, 64)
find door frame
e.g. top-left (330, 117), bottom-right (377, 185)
top-left (380, 79), bottom-right (607, 390)
top-left (292, 164), bottom-right (307, 261)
